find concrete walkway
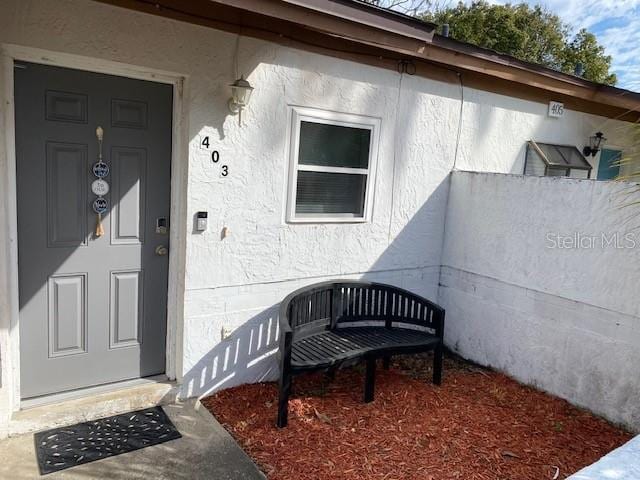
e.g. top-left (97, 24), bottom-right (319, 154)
top-left (0, 400), bottom-right (265, 479)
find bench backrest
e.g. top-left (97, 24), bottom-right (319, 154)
top-left (280, 281), bottom-right (444, 338)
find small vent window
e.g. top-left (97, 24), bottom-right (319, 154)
top-left (524, 141), bottom-right (593, 179)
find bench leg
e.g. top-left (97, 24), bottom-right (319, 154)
top-left (433, 344), bottom-right (443, 386)
top-left (382, 356), bottom-right (391, 370)
top-left (277, 372), bottom-right (292, 428)
top-left (364, 358), bottom-right (376, 403)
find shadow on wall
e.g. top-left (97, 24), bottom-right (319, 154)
top-left (181, 306), bottom-right (280, 399)
top-left (179, 177), bottom-right (450, 400)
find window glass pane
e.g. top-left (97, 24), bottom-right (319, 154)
top-left (558, 146), bottom-right (592, 168)
top-left (525, 145), bottom-right (546, 176)
top-left (547, 167), bottom-right (568, 177)
top-left (570, 169), bottom-right (590, 179)
top-left (295, 171), bottom-right (366, 215)
top-left (537, 143), bottom-right (568, 166)
top-left (536, 142), bottom-right (592, 169)
top-left (299, 121), bottom-right (371, 169)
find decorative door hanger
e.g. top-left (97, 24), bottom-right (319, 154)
top-left (92, 126), bottom-right (109, 237)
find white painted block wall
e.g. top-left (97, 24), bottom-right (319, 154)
top-left (0, 0), bottom-right (635, 435)
top-left (441, 171), bottom-right (640, 430)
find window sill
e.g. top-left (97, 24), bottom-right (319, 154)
top-left (286, 216), bottom-right (369, 224)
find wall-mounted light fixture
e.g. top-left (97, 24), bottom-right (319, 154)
top-left (583, 131), bottom-right (606, 157)
top-left (228, 75), bottom-right (254, 125)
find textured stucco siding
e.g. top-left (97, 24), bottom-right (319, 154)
top-left (453, 87), bottom-right (634, 177)
top-left (0, 0), bottom-right (636, 436)
top-left (0, 0), bottom-right (458, 424)
top-left (441, 171), bottom-right (640, 430)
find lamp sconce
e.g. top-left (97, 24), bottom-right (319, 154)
top-left (583, 131), bottom-right (606, 157)
top-left (228, 75), bottom-right (254, 125)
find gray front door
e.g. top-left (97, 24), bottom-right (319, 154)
top-left (15, 62), bottom-right (173, 399)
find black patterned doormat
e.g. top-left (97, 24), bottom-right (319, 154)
top-left (34, 406), bottom-right (181, 475)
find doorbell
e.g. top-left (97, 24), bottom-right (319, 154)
top-left (195, 211), bottom-right (208, 232)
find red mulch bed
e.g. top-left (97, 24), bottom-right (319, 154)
top-left (202, 353), bottom-right (631, 480)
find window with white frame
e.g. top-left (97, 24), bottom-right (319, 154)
top-left (286, 107), bottom-right (379, 222)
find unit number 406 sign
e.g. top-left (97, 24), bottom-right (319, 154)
top-left (200, 136), bottom-right (228, 177)
top-left (548, 101), bottom-right (565, 118)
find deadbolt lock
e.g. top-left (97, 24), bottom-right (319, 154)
top-left (156, 217), bottom-right (168, 235)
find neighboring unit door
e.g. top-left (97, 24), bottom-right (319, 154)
top-left (15, 62), bottom-right (173, 399)
top-left (597, 148), bottom-right (622, 181)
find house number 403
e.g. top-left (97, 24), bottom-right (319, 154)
top-left (201, 136), bottom-right (228, 177)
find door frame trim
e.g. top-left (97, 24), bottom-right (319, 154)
top-left (1, 43), bottom-right (189, 412)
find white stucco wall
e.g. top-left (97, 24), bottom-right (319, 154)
top-left (455, 87), bottom-right (634, 176)
top-left (441, 171), bottom-right (640, 430)
top-left (0, 0), bottom-right (636, 435)
top-left (0, 0), bottom-right (458, 427)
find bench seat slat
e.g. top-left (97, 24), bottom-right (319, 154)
top-left (302, 337), bottom-right (343, 358)
top-left (313, 333), bottom-right (361, 354)
top-left (295, 338), bottom-right (331, 360)
top-left (291, 327), bottom-right (438, 368)
top-left (291, 341), bottom-right (323, 362)
top-left (303, 335), bottom-right (352, 359)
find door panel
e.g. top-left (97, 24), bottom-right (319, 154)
top-left (110, 270), bottom-right (144, 349)
top-left (111, 147), bottom-right (147, 244)
top-left (45, 90), bottom-right (88, 124)
top-left (46, 142), bottom-right (88, 247)
top-left (597, 148), bottom-right (622, 181)
top-left (48, 273), bottom-right (87, 357)
top-left (16, 62), bottom-right (173, 399)
top-left (111, 98), bottom-right (148, 129)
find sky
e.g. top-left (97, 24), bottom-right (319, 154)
top-left (497, 0), bottom-right (640, 92)
top-left (384, 0), bottom-right (640, 91)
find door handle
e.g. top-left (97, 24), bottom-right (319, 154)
top-left (155, 245), bottom-right (168, 256)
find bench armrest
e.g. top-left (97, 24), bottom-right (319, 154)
top-left (278, 301), bottom-right (293, 335)
top-left (410, 299), bottom-right (445, 339)
top-left (278, 302), bottom-right (293, 373)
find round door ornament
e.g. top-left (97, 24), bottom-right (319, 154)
top-left (92, 197), bottom-right (108, 214)
top-left (91, 179), bottom-right (110, 196)
top-left (92, 161), bottom-right (109, 178)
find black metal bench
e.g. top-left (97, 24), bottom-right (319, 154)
top-left (277, 280), bottom-right (445, 427)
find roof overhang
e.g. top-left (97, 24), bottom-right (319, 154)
top-left (94, 0), bottom-right (640, 122)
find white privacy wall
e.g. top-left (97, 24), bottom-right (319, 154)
top-left (0, 0), bottom-right (635, 434)
top-left (441, 171), bottom-right (640, 430)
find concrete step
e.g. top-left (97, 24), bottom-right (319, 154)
top-left (10, 378), bottom-right (179, 437)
